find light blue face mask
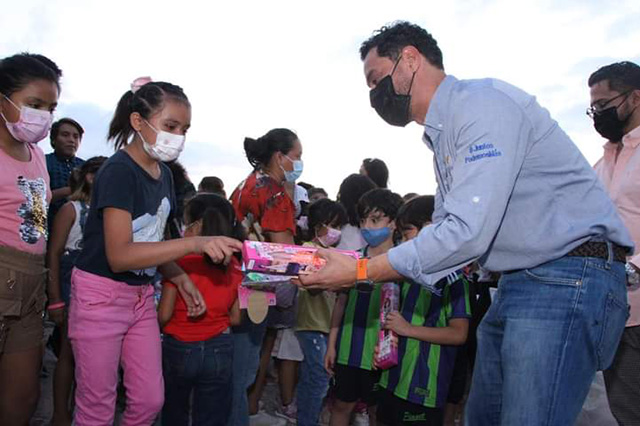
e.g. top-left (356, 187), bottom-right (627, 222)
top-left (281, 154), bottom-right (304, 182)
top-left (361, 227), bottom-right (391, 247)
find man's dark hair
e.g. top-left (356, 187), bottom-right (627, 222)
top-left (360, 21), bottom-right (444, 70)
top-left (357, 188), bottom-right (404, 222)
top-left (50, 118), bottom-right (84, 147)
top-left (588, 61), bottom-right (640, 92)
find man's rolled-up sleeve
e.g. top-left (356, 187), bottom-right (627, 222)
top-left (388, 88), bottom-right (531, 285)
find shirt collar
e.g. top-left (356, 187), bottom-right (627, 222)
top-left (53, 151), bottom-right (76, 163)
top-left (622, 124), bottom-right (640, 148)
top-left (423, 75), bottom-right (457, 141)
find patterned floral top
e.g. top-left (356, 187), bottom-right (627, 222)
top-left (230, 170), bottom-right (296, 239)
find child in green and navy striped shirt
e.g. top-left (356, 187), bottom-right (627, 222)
top-left (326, 189), bottom-right (403, 426)
top-left (376, 196), bottom-right (471, 426)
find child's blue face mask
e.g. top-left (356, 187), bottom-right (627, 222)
top-left (361, 227), bottom-right (391, 247)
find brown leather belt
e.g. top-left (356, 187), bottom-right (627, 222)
top-left (566, 241), bottom-right (626, 263)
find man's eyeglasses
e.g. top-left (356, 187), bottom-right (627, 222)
top-left (586, 91), bottom-right (630, 118)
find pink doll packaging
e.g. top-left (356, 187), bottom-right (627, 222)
top-left (376, 282), bottom-right (400, 369)
top-left (242, 240), bottom-right (358, 275)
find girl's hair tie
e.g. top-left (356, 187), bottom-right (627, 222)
top-left (131, 76), bottom-right (153, 94)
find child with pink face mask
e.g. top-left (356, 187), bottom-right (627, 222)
top-left (0, 52), bottom-right (59, 425)
top-left (68, 78), bottom-right (242, 425)
top-left (295, 198), bottom-right (348, 426)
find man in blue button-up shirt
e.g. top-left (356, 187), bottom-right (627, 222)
top-left (301, 21), bottom-right (632, 425)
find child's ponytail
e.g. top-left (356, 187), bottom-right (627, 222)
top-left (108, 90), bottom-right (135, 150)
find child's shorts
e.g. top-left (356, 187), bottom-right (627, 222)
top-left (333, 363), bottom-right (380, 405)
top-left (377, 389), bottom-right (443, 426)
top-left (0, 245), bottom-right (46, 355)
top-left (271, 327), bottom-right (304, 361)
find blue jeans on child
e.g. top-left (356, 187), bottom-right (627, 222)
top-left (162, 333), bottom-right (233, 426)
top-left (466, 254), bottom-right (628, 426)
top-left (296, 331), bottom-right (330, 426)
top-left (227, 320), bottom-right (267, 426)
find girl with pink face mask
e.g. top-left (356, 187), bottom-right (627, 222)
top-left (0, 52), bottom-right (59, 425)
top-left (295, 198), bottom-right (348, 426)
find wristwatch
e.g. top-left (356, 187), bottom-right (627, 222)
top-left (626, 262), bottom-right (640, 287)
top-left (355, 258), bottom-right (374, 292)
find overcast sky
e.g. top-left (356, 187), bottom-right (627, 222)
top-left (3, 0), bottom-right (640, 197)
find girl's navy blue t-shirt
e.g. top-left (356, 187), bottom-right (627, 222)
top-left (75, 150), bottom-right (176, 286)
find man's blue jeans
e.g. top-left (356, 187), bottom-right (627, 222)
top-left (466, 255), bottom-right (628, 425)
top-left (162, 333), bottom-right (233, 426)
top-left (296, 331), bottom-right (330, 426)
top-left (227, 320), bottom-right (267, 426)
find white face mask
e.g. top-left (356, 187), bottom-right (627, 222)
top-left (138, 120), bottom-right (185, 162)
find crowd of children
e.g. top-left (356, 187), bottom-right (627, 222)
top-left (3, 33), bottom-right (631, 425)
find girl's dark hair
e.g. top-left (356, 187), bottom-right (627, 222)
top-left (108, 81), bottom-right (190, 150)
top-left (308, 199), bottom-right (348, 235)
top-left (395, 195), bottom-right (435, 231)
top-left (357, 188), bottom-right (404, 222)
top-left (0, 53), bottom-right (62, 96)
top-left (362, 158), bottom-right (389, 188)
top-left (243, 128), bottom-right (298, 169)
top-left (337, 174), bottom-right (377, 226)
top-left (184, 193), bottom-right (246, 266)
top-left (68, 156), bottom-right (108, 202)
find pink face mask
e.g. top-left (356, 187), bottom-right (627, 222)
top-left (318, 226), bottom-right (342, 248)
top-left (1, 95), bottom-right (53, 144)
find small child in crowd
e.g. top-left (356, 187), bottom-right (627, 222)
top-left (158, 193), bottom-right (243, 426)
top-left (296, 198), bottom-right (348, 426)
top-left (376, 195), bottom-right (471, 426)
top-left (327, 188), bottom-right (404, 426)
top-left (46, 156), bottom-right (106, 425)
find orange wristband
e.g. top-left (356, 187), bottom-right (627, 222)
top-left (357, 258), bottom-right (369, 282)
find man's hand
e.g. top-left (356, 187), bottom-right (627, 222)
top-left (385, 311), bottom-right (413, 337)
top-left (298, 249), bottom-right (358, 290)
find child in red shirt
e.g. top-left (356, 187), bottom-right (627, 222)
top-left (158, 193), bottom-right (243, 426)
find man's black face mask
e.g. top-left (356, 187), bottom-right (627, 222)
top-left (370, 56), bottom-right (416, 127)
